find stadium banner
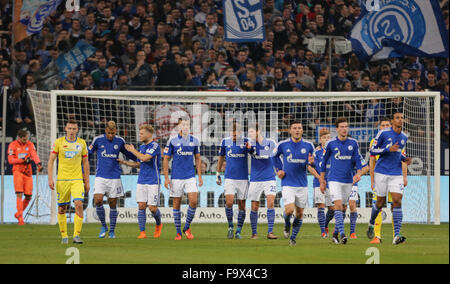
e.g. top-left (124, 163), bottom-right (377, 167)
top-left (315, 125), bottom-right (378, 144)
top-left (84, 207), bottom-right (391, 224)
top-left (13, 0), bottom-right (63, 44)
top-left (223, 0), bottom-right (265, 42)
top-left (56, 40), bottom-right (97, 79)
top-left (1, 175), bottom-right (448, 223)
top-left (350, 0), bottom-right (449, 61)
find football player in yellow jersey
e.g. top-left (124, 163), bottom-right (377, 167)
top-left (48, 120), bottom-right (90, 244)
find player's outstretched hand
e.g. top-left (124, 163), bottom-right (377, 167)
top-left (216, 173), bottom-right (222, 185)
top-left (48, 178), bottom-right (55, 190)
top-left (308, 153), bottom-right (314, 165)
top-left (23, 157), bottom-right (31, 164)
top-left (319, 178), bottom-right (326, 193)
top-left (389, 142), bottom-right (399, 152)
top-left (117, 158), bottom-right (125, 165)
top-left (353, 173), bottom-right (361, 185)
top-left (198, 176), bottom-right (203, 187)
top-left (404, 157), bottom-right (412, 165)
top-left (84, 181), bottom-right (90, 194)
top-left (37, 162), bottom-right (43, 173)
top-left (277, 170), bottom-right (285, 179)
top-left (125, 144), bottom-right (135, 152)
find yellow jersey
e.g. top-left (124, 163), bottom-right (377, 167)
top-left (51, 137), bottom-right (88, 181)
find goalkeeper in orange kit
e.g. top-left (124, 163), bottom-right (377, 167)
top-left (7, 130), bottom-right (42, 225)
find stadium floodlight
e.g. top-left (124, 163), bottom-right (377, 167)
top-left (307, 37), bottom-right (327, 54)
top-left (334, 39), bottom-right (352, 54)
top-left (25, 90), bottom-right (441, 225)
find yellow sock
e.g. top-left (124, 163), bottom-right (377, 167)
top-left (57, 213), bottom-right (68, 238)
top-left (73, 214), bottom-right (83, 237)
top-left (374, 211), bottom-right (383, 238)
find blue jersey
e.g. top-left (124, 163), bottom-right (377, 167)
top-left (218, 137), bottom-right (249, 180)
top-left (312, 146), bottom-right (330, 188)
top-left (321, 137), bottom-right (363, 184)
top-left (138, 141), bottom-right (161, 185)
top-left (164, 134), bottom-right (200, 180)
top-left (88, 135), bottom-right (136, 179)
top-left (369, 127), bottom-right (408, 176)
top-left (353, 153), bottom-right (368, 187)
top-left (274, 138), bottom-right (315, 187)
top-left (248, 138), bottom-right (277, 182)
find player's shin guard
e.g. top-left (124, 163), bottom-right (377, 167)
top-left (267, 208), bottom-right (275, 233)
top-left (73, 214), bottom-right (83, 237)
top-left (183, 206), bottom-right (196, 231)
top-left (173, 209), bottom-right (182, 235)
top-left (334, 210), bottom-right (345, 237)
top-left (392, 207), bottom-right (403, 237)
top-left (250, 211), bottom-right (258, 235)
top-left (236, 210), bottom-right (245, 233)
top-left (109, 208), bottom-right (118, 232)
top-left (96, 205), bottom-right (107, 228)
top-left (57, 213), bottom-right (68, 238)
top-left (325, 209), bottom-right (334, 228)
top-left (225, 207), bottom-right (234, 228)
top-left (138, 209), bottom-right (146, 232)
top-left (16, 197), bottom-right (23, 215)
top-left (22, 198), bottom-right (30, 212)
top-left (290, 218), bottom-right (303, 241)
top-left (317, 208), bottom-right (326, 233)
top-left (369, 204), bottom-right (382, 226)
top-left (152, 209), bottom-right (161, 226)
top-left (350, 212), bottom-right (358, 235)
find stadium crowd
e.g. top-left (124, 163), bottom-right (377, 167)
top-left (0, 0), bottom-right (448, 143)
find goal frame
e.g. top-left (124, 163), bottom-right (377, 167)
top-left (45, 90), bottom-right (441, 225)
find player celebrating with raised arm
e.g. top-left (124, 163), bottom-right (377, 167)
top-left (48, 120), bottom-right (90, 244)
top-left (216, 122), bottom-right (249, 239)
top-left (274, 120), bottom-right (319, 246)
top-left (319, 117), bottom-right (362, 245)
top-left (367, 112), bottom-right (412, 245)
top-left (313, 128), bottom-right (334, 238)
top-left (7, 129), bottom-right (43, 225)
top-left (246, 123), bottom-right (278, 240)
top-left (163, 117), bottom-right (203, 240)
top-left (89, 121), bottom-right (136, 239)
top-left (118, 124), bottom-right (162, 239)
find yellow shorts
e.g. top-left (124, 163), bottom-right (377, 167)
top-left (56, 180), bottom-right (85, 206)
top-left (372, 190), bottom-right (393, 203)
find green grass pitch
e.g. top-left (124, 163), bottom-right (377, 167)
top-left (0, 223), bottom-right (448, 264)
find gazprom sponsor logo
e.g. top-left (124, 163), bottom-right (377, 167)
top-left (334, 150), bottom-right (352, 160)
top-left (286, 154), bottom-right (306, 164)
top-left (177, 148), bottom-right (193, 156)
top-left (101, 150), bottom-right (118, 159)
top-left (227, 149), bottom-right (245, 158)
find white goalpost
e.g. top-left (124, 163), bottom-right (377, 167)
top-left (26, 90), bottom-right (441, 225)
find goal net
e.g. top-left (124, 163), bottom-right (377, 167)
top-left (27, 90), bottom-right (441, 225)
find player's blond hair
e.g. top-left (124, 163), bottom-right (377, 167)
top-left (319, 128), bottom-right (330, 137)
top-left (139, 124), bottom-right (154, 134)
top-left (106, 120), bottom-right (117, 130)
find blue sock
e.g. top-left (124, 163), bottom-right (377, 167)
top-left (392, 207), bottom-right (403, 236)
top-left (283, 212), bottom-right (292, 229)
top-left (109, 208), bottom-right (118, 233)
top-left (369, 204), bottom-right (382, 225)
top-left (152, 209), bottom-right (161, 226)
top-left (225, 207), bottom-right (234, 228)
top-left (138, 209), bottom-right (146, 232)
top-left (236, 210), bottom-right (245, 233)
top-left (317, 208), bottom-right (325, 233)
top-left (350, 211), bottom-right (358, 234)
top-left (173, 209), bottom-right (182, 235)
top-left (183, 206), bottom-right (196, 232)
top-left (290, 218), bottom-right (303, 241)
top-left (250, 211), bottom-right (258, 235)
top-left (96, 205), bottom-right (107, 228)
top-left (267, 208), bottom-right (275, 233)
top-left (334, 210), bottom-right (345, 237)
top-left (325, 209), bottom-right (334, 228)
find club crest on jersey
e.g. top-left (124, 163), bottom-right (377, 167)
top-left (264, 146), bottom-right (269, 150)
top-left (348, 145), bottom-right (353, 151)
top-left (301, 148), bottom-right (306, 154)
top-left (114, 145), bottom-right (119, 149)
top-left (401, 139), bottom-right (405, 145)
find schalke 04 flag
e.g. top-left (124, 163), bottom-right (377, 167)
top-left (223, 0), bottom-right (265, 42)
top-left (13, 0), bottom-right (63, 44)
top-left (56, 40), bottom-right (97, 80)
top-left (350, 0), bottom-right (449, 61)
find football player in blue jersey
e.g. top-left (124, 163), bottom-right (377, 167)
top-left (313, 128), bottom-right (334, 238)
top-left (216, 122), bottom-right (249, 239)
top-left (118, 124), bottom-right (163, 239)
top-left (89, 121), bottom-right (136, 239)
top-left (246, 123), bottom-right (278, 240)
top-left (163, 117), bottom-right (203, 240)
top-left (320, 117), bottom-right (363, 245)
top-left (367, 111), bottom-right (412, 245)
top-left (274, 120), bottom-right (320, 246)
